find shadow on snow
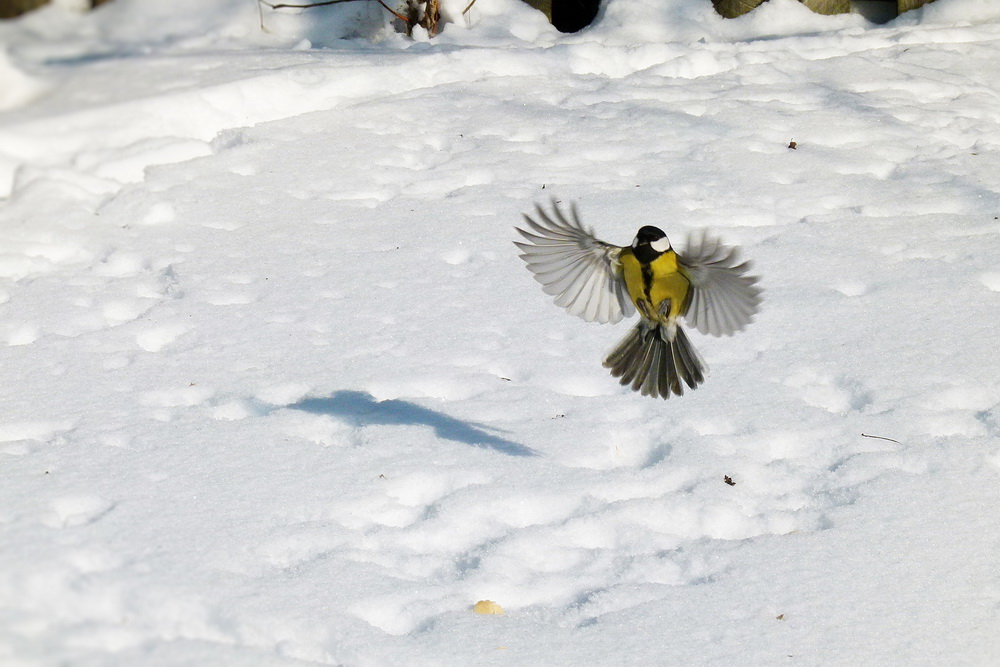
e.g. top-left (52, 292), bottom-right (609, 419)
top-left (287, 390), bottom-right (536, 457)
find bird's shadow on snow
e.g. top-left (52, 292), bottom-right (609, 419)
top-left (287, 390), bottom-right (536, 457)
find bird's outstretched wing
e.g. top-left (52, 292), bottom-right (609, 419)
top-left (515, 200), bottom-right (635, 324)
top-left (679, 230), bottom-right (762, 337)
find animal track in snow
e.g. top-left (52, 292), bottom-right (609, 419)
top-left (3, 323), bottom-right (39, 346)
top-left (0, 420), bottom-right (74, 448)
top-left (834, 281), bottom-right (869, 297)
top-left (566, 426), bottom-right (673, 470)
top-left (254, 527), bottom-right (351, 570)
top-left (42, 495), bottom-right (115, 529)
top-left (785, 367), bottom-right (872, 413)
top-left (101, 299), bottom-right (157, 325)
top-left (252, 469), bottom-right (496, 581)
top-left (139, 201), bottom-right (176, 225)
top-left (383, 470), bottom-right (492, 512)
top-left (316, 452), bottom-right (825, 636)
top-left (281, 412), bottom-right (360, 448)
top-left (255, 382), bottom-right (312, 406)
top-left (441, 248), bottom-right (471, 265)
top-left (140, 384), bottom-right (216, 408)
top-left (135, 324), bottom-right (188, 352)
top-left (351, 591), bottom-right (466, 636)
top-left (209, 398), bottom-right (268, 421)
top-left (0, 240), bottom-right (94, 281)
top-left (92, 250), bottom-right (151, 278)
top-left (922, 383), bottom-right (998, 437)
top-left (736, 429), bottom-right (826, 464)
top-left (980, 272), bottom-right (1000, 292)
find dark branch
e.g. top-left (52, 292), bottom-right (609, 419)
top-left (260, 0), bottom-right (366, 9)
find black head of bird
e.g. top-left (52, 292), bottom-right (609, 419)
top-left (631, 225), bottom-right (671, 263)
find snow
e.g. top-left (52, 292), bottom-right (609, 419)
top-left (1, 0), bottom-right (999, 664)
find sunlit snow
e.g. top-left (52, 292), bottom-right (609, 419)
top-left (2, 0), bottom-right (999, 664)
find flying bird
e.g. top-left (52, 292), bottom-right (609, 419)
top-left (515, 200), bottom-right (762, 399)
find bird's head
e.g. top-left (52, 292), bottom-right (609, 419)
top-left (632, 225), bottom-right (671, 261)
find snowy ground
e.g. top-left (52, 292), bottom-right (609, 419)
top-left (2, 0), bottom-right (1000, 664)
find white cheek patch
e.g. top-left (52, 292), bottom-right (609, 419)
top-left (650, 236), bottom-right (671, 252)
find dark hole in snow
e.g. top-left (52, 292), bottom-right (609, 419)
top-left (552, 0), bottom-right (601, 33)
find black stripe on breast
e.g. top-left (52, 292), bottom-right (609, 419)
top-left (641, 263), bottom-right (654, 305)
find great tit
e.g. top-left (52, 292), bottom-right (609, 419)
top-left (515, 200), bottom-right (762, 399)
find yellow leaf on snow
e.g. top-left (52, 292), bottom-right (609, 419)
top-left (473, 600), bottom-right (504, 615)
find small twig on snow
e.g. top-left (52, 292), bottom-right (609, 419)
top-left (861, 433), bottom-right (901, 444)
top-left (260, 0), bottom-right (362, 8)
top-left (374, 0), bottom-right (410, 23)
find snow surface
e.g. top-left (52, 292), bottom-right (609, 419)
top-left (2, 0), bottom-right (1000, 664)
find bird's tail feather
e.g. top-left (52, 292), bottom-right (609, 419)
top-left (603, 322), bottom-right (706, 399)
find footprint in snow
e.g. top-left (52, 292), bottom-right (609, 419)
top-left (135, 324), bottom-right (189, 353)
top-left (785, 367), bottom-right (872, 413)
top-left (3, 323), bottom-right (39, 346)
top-left (42, 495), bottom-right (115, 529)
top-left (923, 383), bottom-right (998, 437)
top-left (834, 281), bottom-right (869, 297)
top-left (980, 272), bottom-right (1000, 292)
top-left (0, 420), bottom-right (75, 449)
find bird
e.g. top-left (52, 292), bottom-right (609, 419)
top-left (514, 199), bottom-right (762, 399)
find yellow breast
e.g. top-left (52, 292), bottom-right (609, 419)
top-left (621, 249), bottom-right (690, 323)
